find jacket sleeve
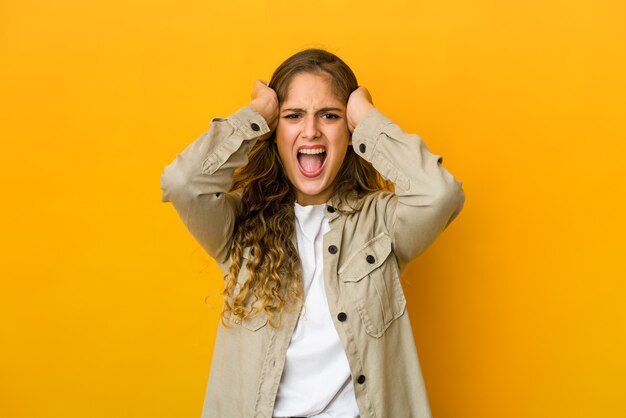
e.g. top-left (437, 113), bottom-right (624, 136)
top-left (351, 107), bottom-right (465, 271)
top-left (160, 105), bottom-right (271, 264)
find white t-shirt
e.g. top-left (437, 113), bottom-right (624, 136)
top-left (272, 202), bottom-right (360, 418)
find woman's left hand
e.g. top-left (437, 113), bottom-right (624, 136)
top-left (347, 86), bottom-right (375, 133)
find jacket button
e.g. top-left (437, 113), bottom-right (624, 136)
top-left (337, 312), bottom-right (347, 322)
top-left (357, 374), bottom-right (366, 384)
top-left (359, 143), bottom-right (366, 153)
top-left (328, 245), bottom-right (338, 254)
top-left (366, 255), bottom-right (375, 264)
top-left (250, 122), bottom-right (260, 131)
top-left (326, 205), bottom-right (336, 213)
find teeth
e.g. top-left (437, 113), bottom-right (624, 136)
top-left (298, 148), bottom-right (326, 155)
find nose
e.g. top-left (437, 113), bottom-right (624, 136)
top-left (301, 115), bottom-right (321, 140)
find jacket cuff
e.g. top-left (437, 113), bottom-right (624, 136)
top-left (351, 107), bottom-right (411, 190)
top-left (201, 105), bottom-right (271, 175)
top-left (351, 107), bottom-right (395, 161)
top-left (221, 104), bottom-right (271, 139)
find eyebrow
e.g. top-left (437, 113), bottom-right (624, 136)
top-left (281, 107), bottom-right (344, 113)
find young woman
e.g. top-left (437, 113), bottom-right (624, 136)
top-left (160, 49), bottom-right (465, 418)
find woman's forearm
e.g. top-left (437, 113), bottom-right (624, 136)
top-left (160, 105), bottom-right (271, 263)
top-left (351, 107), bottom-right (465, 270)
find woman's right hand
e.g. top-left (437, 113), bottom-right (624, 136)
top-left (249, 80), bottom-right (279, 136)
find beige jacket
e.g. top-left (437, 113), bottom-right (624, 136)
top-left (160, 105), bottom-right (465, 418)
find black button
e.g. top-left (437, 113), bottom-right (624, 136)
top-left (337, 312), bottom-right (347, 322)
top-left (328, 245), bottom-right (338, 254)
top-left (359, 143), bottom-right (366, 153)
top-left (327, 206), bottom-right (335, 213)
top-left (250, 122), bottom-right (260, 131)
top-left (357, 374), bottom-right (366, 384)
top-left (366, 255), bottom-right (375, 264)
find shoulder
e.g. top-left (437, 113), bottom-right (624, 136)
top-left (355, 190), bottom-right (397, 219)
top-left (360, 190), bottom-right (395, 206)
top-left (340, 190), bottom-right (398, 234)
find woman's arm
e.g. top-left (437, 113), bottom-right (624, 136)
top-left (348, 88), bottom-right (465, 272)
top-left (161, 81), bottom-right (278, 264)
top-left (160, 105), bottom-right (271, 264)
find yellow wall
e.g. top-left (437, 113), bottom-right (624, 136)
top-left (1, 1), bottom-right (624, 417)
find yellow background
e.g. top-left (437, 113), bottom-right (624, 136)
top-left (1, 0), bottom-right (625, 417)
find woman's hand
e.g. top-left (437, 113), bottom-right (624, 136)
top-left (347, 86), bottom-right (375, 133)
top-left (249, 80), bottom-right (279, 137)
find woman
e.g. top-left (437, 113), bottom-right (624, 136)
top-left (160, 48), bottom-right (465, 418)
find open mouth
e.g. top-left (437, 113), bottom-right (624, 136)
top-left (296, 146), bottom-right (327, 178)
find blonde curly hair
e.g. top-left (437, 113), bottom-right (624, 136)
top-left (222, 48), bottom-right (390, 328)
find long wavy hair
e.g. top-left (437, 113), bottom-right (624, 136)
top-left (221, 48), bottom-right (391, 328)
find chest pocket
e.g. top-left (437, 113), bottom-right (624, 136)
top-left (224, 246), bottom-right (268, 332)
top-left (338, 233), bottom-right (407, 338)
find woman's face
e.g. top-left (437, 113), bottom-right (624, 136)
top-left (276, 72), bottom-right (351, 206)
